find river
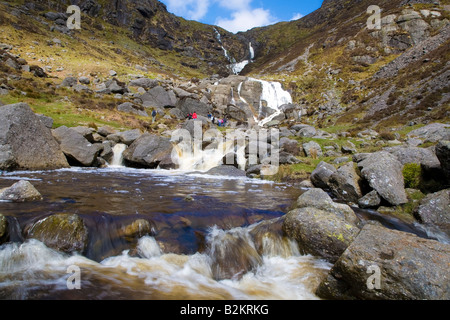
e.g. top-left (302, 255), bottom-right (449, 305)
top-left (0, 167), bottom-right (334, 300)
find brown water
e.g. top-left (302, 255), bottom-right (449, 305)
top-left (0, 167), bottom-right (333, 300)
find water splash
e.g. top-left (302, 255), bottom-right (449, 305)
top-left (110, 144), bottom-right (127, 167)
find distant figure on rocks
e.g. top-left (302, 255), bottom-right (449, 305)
top-left (212, 116), bottom-right (215, 124)
top-left (192, 112), bottom-right (197, 119)
top-left (152, 109), bottom-right (157, 123)
top-left (208, 113), bottom-right (212, 120)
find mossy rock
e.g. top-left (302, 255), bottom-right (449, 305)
top-left (27, 213), bottom-right (88, 254)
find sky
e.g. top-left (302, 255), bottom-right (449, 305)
top-left (160, 0), bottom-right (324, 33)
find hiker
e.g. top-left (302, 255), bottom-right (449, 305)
top-left (192, 112), bottom-right (197, 119)
top-left (212, 115), bottom-right (215, 124)
top-left (152, 109), bottom-right (157, 123)
top-left (187, 113), bottom-right (193, 120)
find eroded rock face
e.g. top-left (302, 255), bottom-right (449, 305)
top-left (0, 103), bottom-right (69, 170)
top-left (317, 223), bottom-right (450, 300)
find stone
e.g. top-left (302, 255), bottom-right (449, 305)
top-left (0, 103), bottom-right (69, 170)
top-left (317, 223), bottom-right (450, 300)
top-left (283, 206), bottom-right (360, 263)
top-left (0, 214), bottom-right (7, 243)
top-left (60, 76), bottom-right (78, 87)
top-left (310, 161), bottom-right (337, 189)
top-left (303, 141), bottom-right (322, 158)
top-left (117, 102), bottom-right (149, 117)
top-left (123, 133), bottom-right (174, 169)
top-left (176, 97), bottom-right (213, 118)
top-left (415, 189), bottom-right (450, 240)
top-left (358, 190), bottom-right (382, 209)
top-left (357, 152), bottom-right (408, 206)
top-left (27, 213), bottom-right (88, 254)
top-left (0, 180), bottom-right (42, 202)
top-left (295, 188), bottom-right (359, 225)
top-left (116, 129), bottom-right (142, 146)
top-left (407, 123), bottom-right (450, 143)
top-left (52, 126), bottom-right (102, 167)
top-left (129, 78), bottom-right (159, 89)
top-left (328, 162), bottom-right (363, 203)
top-left (140, 86), bottom-right (177, 108)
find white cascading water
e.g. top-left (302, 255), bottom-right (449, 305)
top-left (245, 78), bottom-right (293, 126)
top-left (0, 224), bottom-right (331, 299)
top-left (110, 143), bottom-right (127, 167)
top-left (171, 128), bottom-right (247, 173)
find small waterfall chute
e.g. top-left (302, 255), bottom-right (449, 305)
top-left (110, 143), bottom-right (127, 167)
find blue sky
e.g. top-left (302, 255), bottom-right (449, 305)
top-left (160, 0), bottom-right (324, 33)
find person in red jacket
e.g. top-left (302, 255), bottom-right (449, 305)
top-left (192, 112), bottom-right (197, 119)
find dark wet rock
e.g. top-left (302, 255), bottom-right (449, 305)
top-left (0, 214), bottom-right (7, 244)
top-left (317, 223), bottom-right (450, 300)
top-left (0, 180), bottom-right (43, 202)
top-left (52, 126), bottom-right (103, 167)
top-left (414, 189), bottom-right (450, 239)
top-left (0, 103), bottom-right (69, 170)
top-left (27, 213), bottom-right (88, 254)
top-left (357, 151), bottom-right (408, 206)
top-left (435, 141), bottom-right (450, 182)
top-left (358, 190), bottom-right (382, 209)
top-left (207, 228), bottom-right (262, 281)
top-left (123, 133), bottom-right (174, 169)
top-left (119, 219), bottom-right (153, 242)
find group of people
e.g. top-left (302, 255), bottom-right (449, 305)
top-left (187, 112), bottom-right (198, 120)
top-left (208, 113), bottom-right (227, 127)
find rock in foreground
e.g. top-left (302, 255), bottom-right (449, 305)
top-left (0, 103), bottom-right (69, 170)
top-left (317, 223), bottom-right (450, 300)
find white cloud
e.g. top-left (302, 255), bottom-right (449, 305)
top-left (216, 8), bottom-right (277, 33)
top-left (291, 13), bottom-right (304, 21)
top-left (165, 0), bottom-right (211, 20)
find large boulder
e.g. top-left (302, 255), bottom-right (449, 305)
top-left (310, 161), bottom-right (337, 189)
top-left (407, 123), bottom-right (450, 143)
top-left (52, 126), bottom-right (103, 167)
top-left (357, 151), bottom-right (408, 206)
top-left (27, 213), bottom-right (89, 254)
top-left (129, 78), bottom-right (159, 90)
top-left (328, 162), bottom-right (363, 203)
top-left (0, 180), bottom-right (43, 202)
top-left (176, 97), bottom-right (213, 118)
top-left (414, 189), bottom-right (450, 241)
top-left (317, 223), bottom-right (450, 300)
top-left (140, 86), bottom-right (176, 108)
top-left (0, 103), bottom-right (69, 170)
top-left (123, 133), bottom-right (174, 169)
top-left (283, 189), bottom-right (360, 262)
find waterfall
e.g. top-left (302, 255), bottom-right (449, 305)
top-left (171, 125), bottom-right (247, 172)
top-left (245, 78), bottom-right (292, 126)
top-left (110, 143), bottom-right (127, 167)
top-left (249, 42), bottom-right (255, 61)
